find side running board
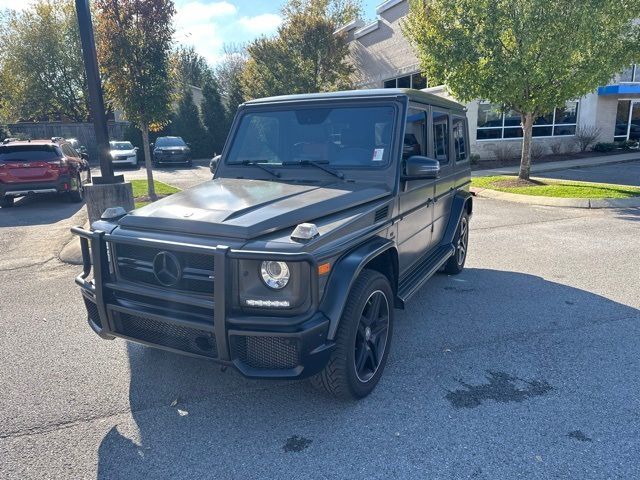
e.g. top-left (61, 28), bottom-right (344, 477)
top-left (397, 245), bottom-right (455, 305)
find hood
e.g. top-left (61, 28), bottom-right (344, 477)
top-left (118, 178), bottom-right (390, 240)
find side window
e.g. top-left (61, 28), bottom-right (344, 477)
top-left (404, 107), bottom-right (426, 160)
top-left (61, 145), bottom-right (74, 157)
top-left (432, 110), bottom-right (449, 164)
top-left (452, 116), bottom-right (468, 162)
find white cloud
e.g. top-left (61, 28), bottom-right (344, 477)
top-left (174, 3), bottom-right (282, 65)
top-left (0, 0), bottom-right (28, 10)
top-left (174, 1), bottom-right (237, 65)
top-left (238, 13), bottom-right (282, 35)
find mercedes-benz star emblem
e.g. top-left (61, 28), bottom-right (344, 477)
top-left (152, 251), bottom-right (182, 287)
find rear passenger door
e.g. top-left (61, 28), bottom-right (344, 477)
top-left (397, 105), bottom-right (435, 274)
top-left (431, 109), bottom-right (456, 245)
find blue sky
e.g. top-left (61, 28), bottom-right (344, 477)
top-left (173, 0), bottom-right (380, 65)
top-left (0, 0), bottom-right (379, 66)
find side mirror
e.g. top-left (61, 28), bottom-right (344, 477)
top-left (149, 143), bottom-right (154, 149)
top-left (403, 156), bottom-right (440, 180)
top-left (80, 153), bottom-right (88, 160)
top-left (187, 143), bottom-right (192, 148)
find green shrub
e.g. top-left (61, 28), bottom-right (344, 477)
top-left (593, 142), bottom-right (615, 152)
top-left (469, 153), bottom-right (481, 165)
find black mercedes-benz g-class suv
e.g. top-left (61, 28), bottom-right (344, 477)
top-left (72, 89), bottom-right (472, 399)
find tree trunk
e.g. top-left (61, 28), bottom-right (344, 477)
top-left (519, 112), bottom-right (534, 180)
top-left (141, 124), bottom-right (157, 200)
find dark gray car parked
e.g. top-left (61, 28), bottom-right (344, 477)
top-left (72, 89), bottom-right (472, 399)
top-left (152, 136), bottom-right (192, 166)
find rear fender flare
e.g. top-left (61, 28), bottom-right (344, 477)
top-left (441, 191), bottom-right (472, 246)
top-left (319, 236), bottom-right (395, 340)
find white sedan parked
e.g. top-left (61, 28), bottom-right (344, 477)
top-left (109, 141), bottom-right (138, 167)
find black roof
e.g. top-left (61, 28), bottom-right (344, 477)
top-left (244, 88), bottom-right (466, 111)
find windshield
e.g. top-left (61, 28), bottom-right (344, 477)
top-left (226, 104), bottom-right (396, 167)
top-left (156, 137), bottom-right (186, 147)
top-left (110, 141), bottom-right (134, 150)
top-left (0, 145), bottom-right (61, 162)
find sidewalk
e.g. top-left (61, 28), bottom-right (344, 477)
top-left (472, 152), bottom-right (640, 177)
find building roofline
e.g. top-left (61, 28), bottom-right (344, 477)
top-left (376, 0), bottom-right (405, 15)
top-left (354, 19), bottom-right (380, 39)
top-left (334, 18), bottom-right (364, 35)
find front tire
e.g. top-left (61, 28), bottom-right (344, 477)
top-left (0, 196), bottom-right (15, 208)
top-left (444, 211), bottom-right (469, 274)
top-left (311, 270), bottom-right (393, 400)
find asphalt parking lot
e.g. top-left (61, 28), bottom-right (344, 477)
top-left (537, 159), bottom-right (640, 186)
top-left (1, 187), bottom-right (639, 478)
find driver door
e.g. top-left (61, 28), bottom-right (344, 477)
top-left (397, 105), bottom-right (436, 275)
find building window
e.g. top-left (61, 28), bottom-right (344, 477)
top-left (477, 101), bottom-right (579, 140)
top-left (618, 65), bottom-right (639, 83)
top-left (383, 72), bottom-right (428, 90)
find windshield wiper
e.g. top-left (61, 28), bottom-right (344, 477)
top-left (283, 159), bottom-right (344, 180)
top-left (236, 160), bottom-right (281, 178)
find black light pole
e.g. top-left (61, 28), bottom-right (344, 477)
top-left (75, 0), bottom-right (121, 184)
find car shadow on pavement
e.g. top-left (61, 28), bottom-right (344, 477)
top-left (613, 207), bottom-right (640, 222)
top-left (95, 268), bottom-right (640, 479)
top-left (0, 193), bottom-right (84, 227)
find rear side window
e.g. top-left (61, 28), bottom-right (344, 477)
top-left (0, 145), bottom-right (62, 162)
top-left (452, 116), bottom-right (468, 162)
top-left (432, 110), bottom-right (450, 164)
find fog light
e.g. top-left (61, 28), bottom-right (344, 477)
top-left (245, 299), bottom-right (291, 308)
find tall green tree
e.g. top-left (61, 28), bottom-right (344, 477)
top-left (404, 0), bottom-right (640, 180)
top-left (95, 0), bottom-right (176, 199)
top-left (171, 88), bottom-right (207, 157)
top-left (0, 0), bottom-right (88, 122)
top-left (171, 45), bottom-right (212, 89)
top-left (201, 77), bottom-right (228, 154)
top-left (216, 43), bottom-right (247, 122)
top-left (242, 0), bottom-right (360, 99)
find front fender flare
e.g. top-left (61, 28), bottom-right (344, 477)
top-left (319, 236), bottom-right (395, 340)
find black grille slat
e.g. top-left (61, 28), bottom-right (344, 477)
top-left (113, 311), bottom-right (217, 358)
top-left (233, 336), bottom-right (299, 370)
top-left (374, 206), bottom-right (389, 222)
top-left (84, 297), bottom-right (101, 328)
top-left (114, 243), bottom-right (215, 294)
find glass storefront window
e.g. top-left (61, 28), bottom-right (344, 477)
top-left (477, 101), bottom-right (579, 140)
top-left (614, 100), bottom-right (631, 139)
top-left (382, 72), bottom-right (428, 90)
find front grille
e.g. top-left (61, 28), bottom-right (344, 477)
top-left (84, 297), bottom-right (102, 328)
top-left (114, 243), bottom-right (215, 294)
top-left (112, 311), bottom-right (218, 358)
top-left (232, 335), bottom-right (299, 370)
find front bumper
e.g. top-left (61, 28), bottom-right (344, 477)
top-left (154, 153), bottom-right (190, 164)
top-left (71, 227), bottom-right (333, 379)
top-left (111, 156), bottom-right (138, 167)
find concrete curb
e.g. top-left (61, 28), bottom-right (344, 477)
top-left (471, 187), bottom-right (640, 209)
top-left (58, 214), bottom-right (89, 266)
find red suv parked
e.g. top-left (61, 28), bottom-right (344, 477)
top-left (0, 139), bottom-right (91, 208)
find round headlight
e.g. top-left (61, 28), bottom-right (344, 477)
top-left (260, 261), bottom-right (290, 289)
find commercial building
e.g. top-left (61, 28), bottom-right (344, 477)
top-left (340, 0), bottom-right (639, 160)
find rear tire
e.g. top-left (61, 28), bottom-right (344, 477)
top-left (310, 270), bottom-right (393, 400)
top-left (68, 174), bottom-right (84, 203)
top-left (444, 211), bottom-right (469, 274)
top-left (0, 196), bottom-right (15, 208)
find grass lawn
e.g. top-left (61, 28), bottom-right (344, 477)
top-left (472, 176), bottom-right (640, 199)
top-left (130, 179), bottom-right (180, 208)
